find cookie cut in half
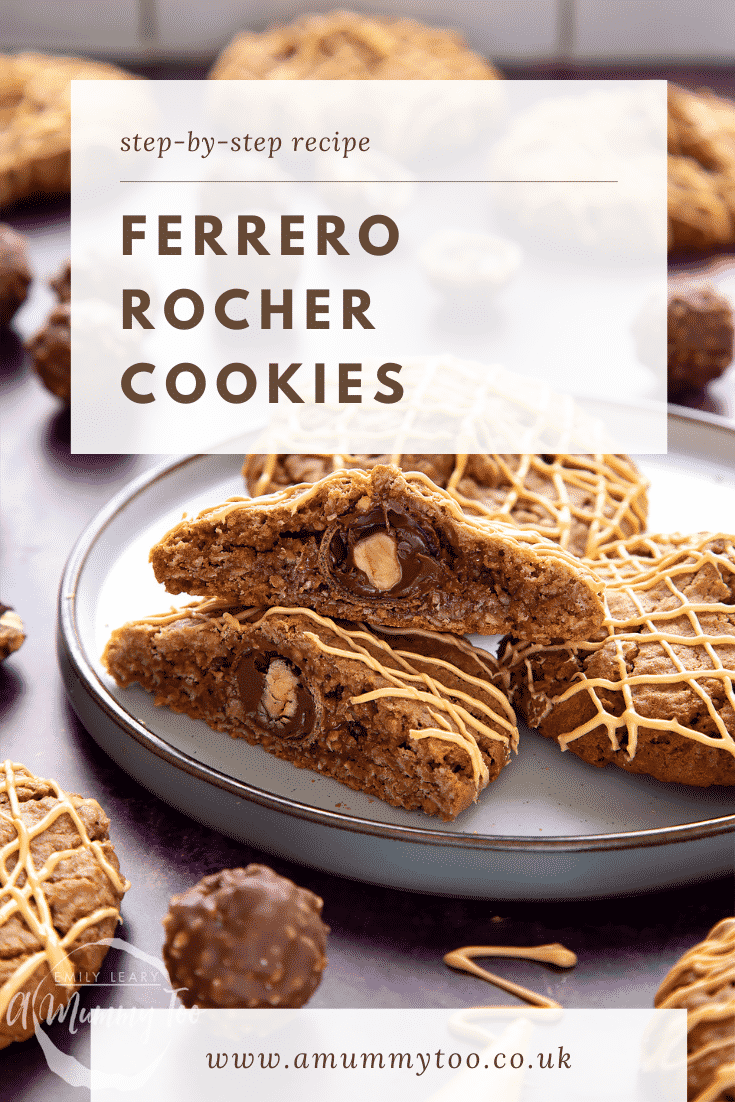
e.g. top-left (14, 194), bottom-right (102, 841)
top-left (655, 917), bottom-right (735, 1102)
top-left (103, 602), bottom-right (518, 821)
top-left (0, 761), bottom-right (129, 1047)
top-left (243, 452), bottom-right (649, 558)
top-left (151, 465), bottom-right (605, 642)
top-left (495, 533), bottom-right (735, 786)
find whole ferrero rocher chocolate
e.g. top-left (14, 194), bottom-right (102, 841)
top-left (162, 865), bottom-right (329, 1009)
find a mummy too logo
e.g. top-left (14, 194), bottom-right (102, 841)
top-left (5, 938), bottom-right (195, 1090)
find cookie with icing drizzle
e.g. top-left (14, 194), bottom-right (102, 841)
top-left (494, 533), bottom-right (735, 787)
top-left (150, 465), bottom-right (605, 643)
top-left (243, 452), bottom-right (648, 559)
top-left (103, 601), bottom-right (518, 821)
top-left (655, 917), bottom-right (735, 1102)
top-left (0, 761), bottom-right (129, 1047)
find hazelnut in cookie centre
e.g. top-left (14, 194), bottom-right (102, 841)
top-left (328, 504), bottom-right (441, 598)
top-left (236, 643), bottom-right (315, 739)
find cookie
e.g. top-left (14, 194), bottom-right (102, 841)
top-left (243, 453), bottom-right (649, 559)
top-left (655, 917), bottom-right (735, 1102)
top-left (668, 84), bottom-right (735, 250)
top-left (0, 761), bottom-right (129, 1047)
top-left (150, 465), bottom-right (605, 642)
top-left (495, 533), bottom-right (735, 787)
top-left (209, 11), bottom-right (500, 81)
top-left (0, 52), bottom-right (134, 209)
top-left (27, 301), bottom-right (70, 401)
top-left (0, 604), bottom-right (24, 660)
top-left (163, 865), bottom-right (328, 1009)
top-left (668, 285), bottom-right (734, 398)
top-left (103, 601), bottom-right (517, 821)
top-left (0, 223), bottom-right (30, 326)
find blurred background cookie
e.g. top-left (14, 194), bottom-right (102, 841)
top-left (668, 84), bottom-right (735, 250)
top-left (0, 52), bottom-right (135, 209)
top-left (209, 11), bottom-right (501, 81)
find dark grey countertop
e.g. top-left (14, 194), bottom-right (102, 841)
top-left (1, 191), bottom-right (734, 1102)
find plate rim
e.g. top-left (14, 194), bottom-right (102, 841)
top-left (58, 419), bottom-right (735, 856)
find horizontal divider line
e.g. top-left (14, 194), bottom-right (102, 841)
top-left (117, 178), bottom-right (620, 184)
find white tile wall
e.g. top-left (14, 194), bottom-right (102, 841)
top-left (1, 0), bottom-right (734, 61)
top-left (2, 0), bottom-right (140, 56)
top-left (575, 0), bottom-right (735, 60)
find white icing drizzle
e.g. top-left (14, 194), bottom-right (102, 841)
top-left (444, 943), bottom-right (577, 1010)
top-left (0, 762), bottom-right (129, 1023)
top-left (500, 534), bottom-right (735, 761)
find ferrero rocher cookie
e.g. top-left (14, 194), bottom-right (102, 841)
top-left (655, 918), bottom-right (735, 1102)
top-left (0, 52), bottom-right (135, 209)
top-left (103, 601), bottom-right (518, 821)
top-left (0, 604), bottom-right (24, 660)
top-left (0, 761), bottom-right (129, 1047)
top-left (163, 865), bottom-right (328, 1009)
top-left (668, 84), bottom-right (735, 251)
top-left (209, 11), bottom-right (500, 81)
top-left (243, 453), bottom-right (649, 559)
top-left (150, 465), bottom-right (605, 642)
top-left (495, 533), bottom-right (735, 787)
top-left (668, 285), bottom-right (734, 397)
top-left (0, 223), bottom-right (30, 326)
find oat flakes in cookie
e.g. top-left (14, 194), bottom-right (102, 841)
top-left (163, 864), bottom-right (328, 1009)
top-left (150, 465), bottom-right (604, 642)
top-left (103, 602), bottom-right (517, 821)
top-left (0, 762), bottom-right (129, 1046)
top-left (244, 452), bottom-right (649, 559)
top-left (495, 533), bottom-right (735, 787)
top-left (655, 917), bottom-right (735, 1102)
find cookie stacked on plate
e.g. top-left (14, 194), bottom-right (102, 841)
top-left (103, 462), bottom-right (612, 820)
top-left (240, 454), bottom-right (735, 791)
top-left (104, 451), bottom-right (735, 816)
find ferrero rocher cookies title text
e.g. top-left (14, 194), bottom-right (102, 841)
top-left (119, 211), bottom-right (403, 406)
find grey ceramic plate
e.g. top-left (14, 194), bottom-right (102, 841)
top-left (58, 410), bottom-right (735, 900)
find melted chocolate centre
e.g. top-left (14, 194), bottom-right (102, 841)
top-left (236, 641), bottom-right (314, 739)
top-left (327, 503), bottom-right (443, 598)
